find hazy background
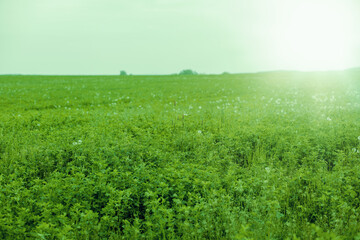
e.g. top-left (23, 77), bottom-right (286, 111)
top-left (1, 0), bottom-right (359, 75)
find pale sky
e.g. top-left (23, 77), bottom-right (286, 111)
top-left (1, 0), bottom-right (359, 75)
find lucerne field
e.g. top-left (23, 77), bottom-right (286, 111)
top-left (1, 71), bottom-right (360, 239)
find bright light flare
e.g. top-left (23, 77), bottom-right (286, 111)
top-left (273, 1), bottom-right (358, 71)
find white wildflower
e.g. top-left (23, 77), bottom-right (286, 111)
top-left (73, 140), bottom-right (82, 145)
top-left (197, 130), bottom-right (202, 134)
top-left (327, 117), bottom-right (332, 121)
top-left (352, 148), bottom-right (359, 153)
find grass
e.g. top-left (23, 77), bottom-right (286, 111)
top-left (1, 72), bottom-right (360, 239)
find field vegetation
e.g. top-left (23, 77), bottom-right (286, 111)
top-left (1, 72), bottom-right (360, 239)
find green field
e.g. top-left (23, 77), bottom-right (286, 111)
top-left (1, 72), bottom-right (360, 239)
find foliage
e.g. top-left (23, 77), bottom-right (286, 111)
top-left (179, 69), bottom-right (198, 75)
top-left (0, 72), bottom-right (360, 239)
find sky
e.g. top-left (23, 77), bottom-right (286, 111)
top-left (1, 0), bottom-right (360, 75)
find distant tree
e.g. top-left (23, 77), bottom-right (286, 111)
top-left (222, 72), bottom-right (230, 75)
top-left (120, 70), bottom-right (127, 76)
top-left (179, 69), bottom-right (198, 75)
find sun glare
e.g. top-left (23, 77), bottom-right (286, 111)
top-left (273, 1), bottom-right (357, 71)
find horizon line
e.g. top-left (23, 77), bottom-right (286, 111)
top-left (0, 67), bottom-right (359, 77)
